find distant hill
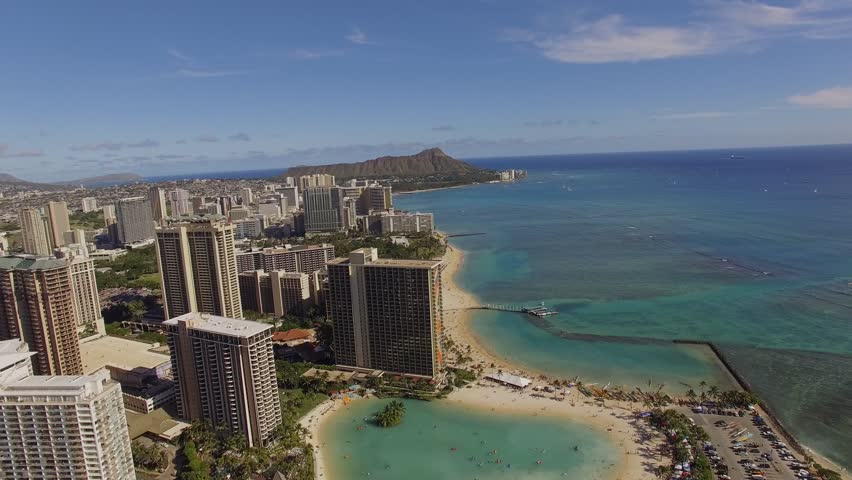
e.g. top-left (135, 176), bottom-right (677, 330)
top-left (0, 172), bottom-right (65, 190)
top-left (54, 172), bottom-right (143, 187)
top-left (286, 148), bottom-right (484, 178)
top-left (0, 173), bottom-right (27, 183)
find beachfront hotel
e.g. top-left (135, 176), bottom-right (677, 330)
top-left (162, 312), bottom-right (282, 447)
top-left (155, 215), bottom-right (243, 319)
top-left (0, 343), bottom-right (135, 480)
top-left (327, 248), bottom-right (443, 378)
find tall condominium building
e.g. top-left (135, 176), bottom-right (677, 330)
top-left (240, 187), bottom-right (254, 205)
top-left (102, 205), bottom-right (116, 226)
top-left (169, 189), bottom-right (193, 216)
top-left (155, 215), bottom-right (242, 319)
top-left (239, 270), bottom-right (311, 316)
top-left (0, 369), bottom-right (135, 480)
top-left (18, 207), bottom-right (52, 256)
top-left (47, 201), bottom-right (71, 248)
top-left (233, 216), bottom-right (266, 239)
top-left (257, 202), bottom-right (281, 218)
top-left (0, 256), bottom-right (83, 375)
top-left (148, 187), bottom-right (168, 222)
top-left (229, 205), bottom-right (251, 220)
top-left (63, 229), bottom-right (87, 251)
top-left (327, 248), bottom-right (443, 378)
top-left (368, 211), bottom-right (434, 234)
top-left (360, 185), bottom-right (393, 213)
top-left (276, 186), bottom-right (299, 211)
top-left (68, 257), bottom-right (105, 336)
top-left (163, 312), bottom-right (282, 447)
top-left (298, 173), bottom-right (335, 190)
top-left (80, 197), bottom-right (98, 213)
top-left (217, 196), bottom-right (233, 216)
top-left (342, 197), bottom-right (358, 229)
top-left (115, 197), bottom-right (155, 245)
top-left (304, 186), bottom-right (344, 233)
top-left (236, 244), bottom-right (335, 274)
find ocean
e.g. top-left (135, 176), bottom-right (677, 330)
top-left (323, 398), bottom-right (616, 480)
top-left (396, 145), bottom-right (852, 469)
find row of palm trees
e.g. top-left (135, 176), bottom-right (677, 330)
top-left (683, 380), bottom-right (759, 408)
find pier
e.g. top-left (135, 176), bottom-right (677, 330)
top-left (477, 303), bottom-right (559, 317)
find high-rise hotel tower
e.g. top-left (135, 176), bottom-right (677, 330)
top-left (155, 215), bottom-right (242, 319)
top-left (327, 248), bottom-right (443, 378)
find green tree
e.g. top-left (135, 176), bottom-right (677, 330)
top-left (375, 400), bottom-right (406, 427)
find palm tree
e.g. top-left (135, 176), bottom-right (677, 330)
top-left (708, 385), bottom-right (720, 402)
top-left (686, 389), bottom-right (697, 405)
top-left (698, 380), bottom-right (707, 403)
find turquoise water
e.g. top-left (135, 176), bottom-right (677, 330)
top-left (396, 146), bottom-right (852, 468)
top-left (323, 398), bottom-right (617, 480)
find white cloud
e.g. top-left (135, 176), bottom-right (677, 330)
top-left (174, 69), bottom-right (243, 78)
top-left (167, 48), bottom-right (192, 62)
top-left (652, 111), bottom-right (734, 120)
top-left (509, 1), bottom-right (852, 63)
top-left (126, 139), bottom-right (160, 148)
top-left (228, 133), bottom-right (251, 142)
top-left (70, 142), bottom-right (123, 152)
top-left (288, 49), bottom-right (344, 60)
top-left (346, 27), bottom-right (370, 45)
top-left (788, 85), bottom-right (852, 108)
top-left (196, 134), bottom-right (219, 143)
top-left (0, 144), bottom-right (43, 158)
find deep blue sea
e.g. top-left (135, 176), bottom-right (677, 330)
top-left (396, 145), bottom-right (852, 469)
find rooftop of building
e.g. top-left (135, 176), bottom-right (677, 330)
top-left (327, 256), bottom-right (441, 269)
top-left (272, 329), bottom-right (313, 343)
top-left (79, 336), bottom-right (171, 375)
top-left (238, 243), bottom-right (333, 255)
top-left (162, 213), bottom-right (228, 225)
top-left (0, 339), bottom-right (35, 374)
top-left (164, 312), bottom-right (272, 337)
top-left (0, 255), bottom-right (67, 271)
top-left (0, 371), bottom-right (112, 397)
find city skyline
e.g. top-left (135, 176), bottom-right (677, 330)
top-left (2, 1), bottom-right (852, 181)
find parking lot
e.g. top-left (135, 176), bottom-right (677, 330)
top-left (686, 409), bottom-right (809, 480)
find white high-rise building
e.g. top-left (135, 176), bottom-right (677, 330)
top-left (163, 312), bottom-right (281, 447)
top-left (0, 368), bottom-right (135, 480)
top-left (169, 189), bottom-right (192, 216)
top-left (68, 257), bottom-right (105, 336)
top-left (46, 201), bottom-right (71, 248)
top-left (102, 205), bottom-right (116, 226)
top-left (18, 207), bottom-right (52, 256)
top-left (81, 197), bottom-right (98, 213)
top-left (148, 187), bottom-right (168, 222)
top-left (240, 187), bottom-right (253, 205)
top-left (115, 197), bottom-right (155, 245)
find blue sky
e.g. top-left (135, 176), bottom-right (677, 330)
top-left (2, 0), bottom-right (852, 181)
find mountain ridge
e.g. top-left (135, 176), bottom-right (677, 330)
top-left (285, 148), bottom-right (485, 178)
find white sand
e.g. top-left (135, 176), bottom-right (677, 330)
top-left (302, 241), bottom-right (665, 479)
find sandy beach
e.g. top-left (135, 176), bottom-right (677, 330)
top-left (302, 241), bottom-right (665, 480)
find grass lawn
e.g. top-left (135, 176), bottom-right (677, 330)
top-left (280, 389), bottom-right (328, 418)
top-left (128, 272), bottom-right (161, 289)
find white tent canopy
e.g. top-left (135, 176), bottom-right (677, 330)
top-left (485, 372), bottom-right (532, 388)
